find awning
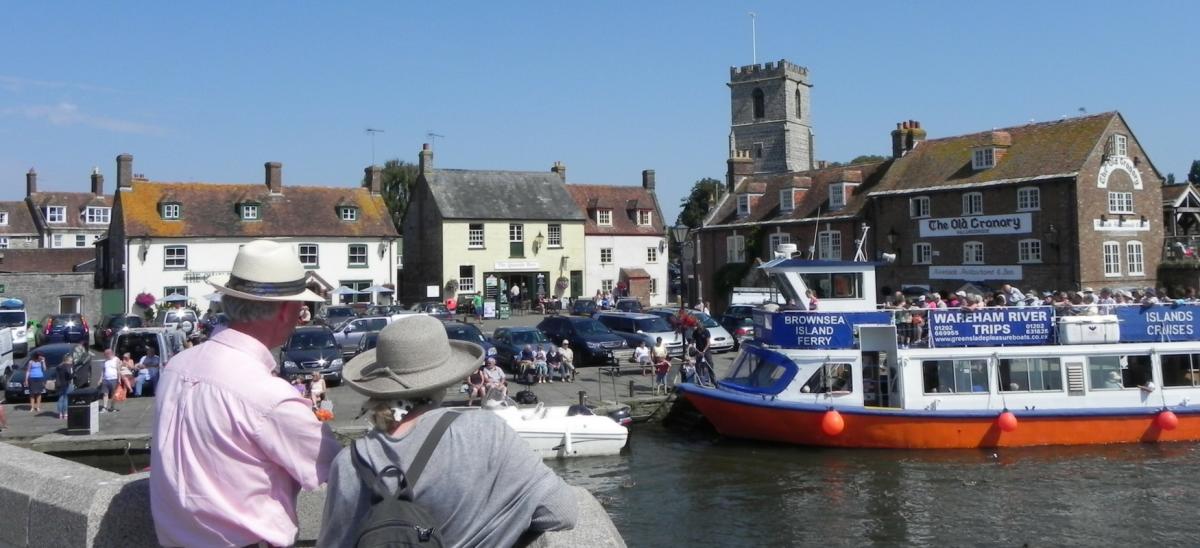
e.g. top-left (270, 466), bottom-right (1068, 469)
top-left (619, 267), bottom-right (651, 279)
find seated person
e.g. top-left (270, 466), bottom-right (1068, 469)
top-left (558, 340), bottom-right (576, 382)
top-left (546, 347), bottom-right (565, 381)
top-left (466, 367), bottom-right (487, 406)
top-left (481, 358), bottom-right (508, 398)
top-left (534, 346), bottom-right (549, 384)
top-left (518, 344), bottom-right (536, 377)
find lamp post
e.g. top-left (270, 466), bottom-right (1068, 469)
top-left (671, 224), bottom-right (691, 308)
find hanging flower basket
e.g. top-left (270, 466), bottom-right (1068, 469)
top-left (555, 277), bottom-right (569, 291)
top-left (444, 279), bottom-right (459, 294)
top-left (134, 292), bottom-right (156, 308)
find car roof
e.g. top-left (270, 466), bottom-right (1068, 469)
top-left (597, 312), bottom-right (656, 319)
top-left (31, 342), bottom-right (79, 353)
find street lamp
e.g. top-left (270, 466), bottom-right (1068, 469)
top-left (670, 224), bottom-right (690, 245)
top-left (671, 225), bottom-right (691, 307)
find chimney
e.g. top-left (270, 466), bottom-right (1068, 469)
top-left (265, 162), bottom-right (282, 194)
top-left (551, 161), bottom-right (567, 182)
top-left (890, 120), bottom-right (927, 158)
top-left (642, 169), bottom-right (656, 190)
top-left (25, 168), bottom-right (37, 196)
top-left (726, 149), bottom-right (754, 193)
top-left (419, 143), bottom-right (433, 174)
top-left (116, 153), bottom-right (133, 190)
top-left (364, 165), bottom-right (382, 194)
top-left (91, 167), bottom-right (104, 195)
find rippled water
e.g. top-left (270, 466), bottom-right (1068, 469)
top-left (548, 425), bottom-right (1200, 547)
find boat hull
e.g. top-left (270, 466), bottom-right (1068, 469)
top-left (679, 384), bottom-right (1200, 449)
top-left (456, 404), bottom-right (629, 458)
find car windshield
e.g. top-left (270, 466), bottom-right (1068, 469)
top-left (328, 308), bottom-right (354, 317)
top-left (634, 317), bottom-right (672, 332)
top-left (573, 319), bottom-right (612, 335)
top-left (288, 331), bottom-right (337, 350)
top-left (30, 346), bottom-right (73, 367)
top-left (115, 316), bottom-right (144, 328)
top-left (115, 334), bottom-right (161, 361)
top-left (446, 324), bottom-right (485, 343)
top-left (574, 301), bottom-right (594, 311)
top-left (510, 330), bottom-right (546, 346)
top-left (0, 311), bottom-right (24, 327)
top-left (617, 301), bottom-right (641, 311)
top-left (52, 315), bottom-right (80, 327)
top-left (427, 304), bottom-right (449, 314)
top-left (692, 312), bottom-right (720, 328)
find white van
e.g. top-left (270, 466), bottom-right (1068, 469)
top-left (0, 299), bottom-right (28, 357)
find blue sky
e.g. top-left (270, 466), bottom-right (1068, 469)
top-left (2, 2), bottom-right (1197, 224)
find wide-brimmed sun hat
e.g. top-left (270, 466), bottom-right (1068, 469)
top-left (207, 239), bottom-right (323, 302)
top-left (344, 315), bottom-right (484, 399)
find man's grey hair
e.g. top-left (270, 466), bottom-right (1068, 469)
top-left (222, 295), bottom-right (286, 323)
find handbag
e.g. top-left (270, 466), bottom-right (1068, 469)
top-left (45, 379), bottom-right (57, 392)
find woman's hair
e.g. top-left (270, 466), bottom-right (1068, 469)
top-left (364, 393), bottom-right (444, 432)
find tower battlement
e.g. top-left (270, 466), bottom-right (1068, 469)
top-left (729, 59), bottom-right (810, 83)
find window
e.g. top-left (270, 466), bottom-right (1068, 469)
top-left (780, 188), bottom-right (795, 212)
top-left (768, 233), bottom-right (791, 255)
top-left (1103, 241), bottom-right (1121, 277)
top-left (999, 357), bottom-right (1063, 392)
top-left (818, 230), bottom-right (841, 260)
top-left (509, 223), bottom-right (524, 257)
top-left (752, 88), bottom-right (765, 118)
top-left (340, 280), bottom-right (372, 304)
top-left (830, 184), bottom-right (847, 210)
top-left (726, 235), bottom-right (746, 263)
top-left (649, 278), bottom-right (658, 294)
top-left (241, 204), bottom-right (259, 220)
top-left (458, 265), bottom-right (476, 292)
top-left (164, 246), bottom-right (187, 269)
top-left (163, 286), bottom-right (188, 299)
top-left (1018, 239), bottom-right (1042, 264)
top-left (801, 362), bottom-right (854, 394)
top-left (963, 241), bottom-right (984, 264)
top-left (0, 237), bottom-right (8, 249)
top-left (162, 203), bottom-right (181, 220)
top-left (1088, 355), bottom-right (1151, 390)
top-left (753, 143), bottom-right (764, 159)
top-left (737, 195), bottom-right (751, 216)
top-left (601, 248), bottom-right (613, 264)
top-left (795, 88), bottom-right (803, 118)
top-left (468, 224), bottom-right (485, 249)
top-left (59, 296), bottom-right (81, 315)
top-left (52, 234), bottom-right (63, 248)
top-left (646, 247), bottom-right (658, 263)
top-left (1162, 353), bottom-right (1200, 387)
top-left (298, 244), bottom-right (319, 267)
top-left (596, 209), bottom-right (612, 226)
top-left (548, 224), bottom-right (561, 247)
top-left (76, 234), bottom-right (87, 247)
top-left (0, 212), bottom-right (7, 225)
top-left (45, 206), bottom-right (65, 223)
top-left (1017, 187), bottom-right (1040, 211)
top-left (798, 272), bottom-right (863, 299)
top-left (348, 244), bottom-right (368, 267)
top-left (1108, 192), bottom-right (1133, 214)
top-left (913, 243), bottom-right (932, 265)
top-left (601, 279), bottom-right (614, 293)
top-left (909, 196), bottom-right (930, 218)
top-left (341, 207), bottom-right (358, 221)
top-left (637, 211), bottom-right (652, 226)
top-left (962, 192), bottom-right (983, 216)
top-left (922, 359), bottom-right (990, 394)
top-left (85, 206), bottom-right (111, 224)
top-left (1127, 241), bottom-right (1144, 275)
top-left (1109, 134), bottom-right (1128, 158)
top-left (972, 148), bottom-right (995, 170)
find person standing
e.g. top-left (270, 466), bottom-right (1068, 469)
top-left (99, 349), bottom-right (120, 413)
top-left (151, 239), bottom-right (341, 548)
top-left (25, 351), bottom-right (47, 414)
top-left (511, 282), bottom-right (521, 308)
top-left (694, 324), bottom-right (715, 385)
top-left (298, 304), bottom-right (311, 325)
top-left (473, 293), bottom-right (484, 322)
top-left (55, 355), bottom-right (76, 420)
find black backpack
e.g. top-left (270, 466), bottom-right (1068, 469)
top-left (515, 390), bottom-right (539, 405)
top-left (350, 411), bottom-right (460, 548)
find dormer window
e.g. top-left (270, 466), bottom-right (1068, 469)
top-left (637, 210), bottom-right (652, 226)
top-left (45, 206), bottom-right (66, 223)
top-left (829, 183), bottom-right (857, 211)
top-left (0, 212), bottom-right (8, 226)
top-left (737, 195), bottom-right (751, 216)
top-left (1109, 134), bottom-right (1128, 158)
top-left (341, 207), bottom-right (359, 221)
top-left (596, 209), bottom-right (612, 226)
top-left (161, 203), bottom-right (181, 220)
top-left (780, 189), bottom-right (795, 212)
top-left (241, 204), bottom-right (260, 221)
top-left (972, 148), bottom-right (996, 170)
top-left (85, 206), bottom-right (111, 224)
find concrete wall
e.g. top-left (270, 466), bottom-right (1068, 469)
top-left (585, 234), bottom-right (669, 306)
top-left (0, 272), bottom-right (102, 326)
top-left (0, 442), bottom-right (625, 547)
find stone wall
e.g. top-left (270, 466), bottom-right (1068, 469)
top-left (0, 272), bottom-right (102, 326)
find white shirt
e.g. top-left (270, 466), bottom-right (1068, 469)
top-left (103, 357), bottom-right (120, 381)
top-left (633, 346), bottom-right (651, 363)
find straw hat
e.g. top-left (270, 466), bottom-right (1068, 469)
top-left (344, 315), bottom-right (484, 399)
top-left (207, 240), bottom-right (323, 302)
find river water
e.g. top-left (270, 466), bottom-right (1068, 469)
top-left (548, 424), bottom-right (1200, 547)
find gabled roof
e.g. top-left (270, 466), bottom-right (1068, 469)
top-left (423, 169), bottom-right (585, 221)
top-left (706, 162), bottom-right (889, 228)
top-left (1163, 183), bottom-right (1197, 206)
top-left (0, 201), bottom-right (39, 235)
top-left (118, 181), bottom-right (398, 238)
top-left (0, 249), bottom-right (95, 273)
top-left (566, 184), bottom-right (666, 236)
top-left (27, 192), bottom-right (113, 230)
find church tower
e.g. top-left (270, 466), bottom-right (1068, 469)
top-left (728, 59), bottom-right (814, 174)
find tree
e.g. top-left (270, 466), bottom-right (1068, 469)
top-left (675, 177), bottom-right (724, 229)
top-left (1166, 173), bottom-right (1176, 185)
top-left (365, 159), bottom-right (419, 232)
top-left (848, 154), bottom-right (888, 164)
top-left (1189, 160), bottom-right (1200, 185)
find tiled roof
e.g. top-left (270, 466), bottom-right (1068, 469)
top-left (118, 181), bottom-right (398, 238)
top-left (424, 169), bottom-right (586, 221)
top-left (706, 162), bottom-right (890, 227)
top-left (0, 249), bottom-right (94, 273)
top-left (27, 192), bottom-right (112, 230)
top-left (566, 184), bottom-right (666, 236)
top-left (1162, 183), bottom-right (1195, 206)
top-left (0, 201), bottom-right (39, 235)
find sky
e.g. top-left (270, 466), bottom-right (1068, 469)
top-left (2, 1), bottom-right (1197, 225)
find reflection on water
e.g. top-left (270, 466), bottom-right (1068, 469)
top-left (548, 425), bottom-right (1200, 547)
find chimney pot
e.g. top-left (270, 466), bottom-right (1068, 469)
top-left (116, 154), bottom-right (133, 190)
top-left (265, 162), bottom-right (282, 194)
top-left (26, 168), bottom-right (37, 196)
top-left (551, 161), bottom-right (567, 182)
top-left (364, 165), bottom-right (383, 194)
top-left (419, 144), bottom-right (433, 173)
top-left (642, 169), bottom-right (656, 190)
top-left (91, 167), bottom-right (104, 195)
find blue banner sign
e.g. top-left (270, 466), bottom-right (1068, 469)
top-left (1115, 304), bottom-right (1200, 342)
top-left (928, 307), bottom-right (1053, 347)
top-left (753, 311), bottom-right (892, 349)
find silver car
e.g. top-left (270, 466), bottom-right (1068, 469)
top-left (594, 312), bottom-right (684, 357)
top-left (332, 316), bottom-right (391, 357)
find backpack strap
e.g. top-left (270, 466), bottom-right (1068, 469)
top-left (350, 411), bottom-right (460, 501)
top-left (399, 411), bottom-right (460, 498)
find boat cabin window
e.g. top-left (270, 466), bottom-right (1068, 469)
top-left (798, 272), bottom-right (862, 299)
top-left (726, 350), bottom-right (796, 393)
top-left (1160, 353), bottom-right (1200, 387)
top-left (800, 362), bottom-right (853, 394)
top-left (999, 357), bottom-right (1063, 392)
top-left (768, 272), bottom-right (801, 304)
top-left (922, 359), bottom-right (989, 394)
top-left (1087, 355), bottom-right (1152, 390)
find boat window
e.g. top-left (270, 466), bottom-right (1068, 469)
top-left (799, 272), bottom-right (862, 299)
top-left (1162, 353), bottom-right (1200, 387)
top-left (800, 362), bottom-right (853, 394)
top-left (725, 350), bottom-right (796, 393)
top-left (922, 359), bottom-right (989, 394)
top-left (769, 272), bottom-right (800, 304)
top-left (999, 357), bottom-right (1063, 392)
top-left (1087, 355), bottom-right (1152, 390)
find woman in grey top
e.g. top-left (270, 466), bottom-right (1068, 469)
top-left (319, 315), bottom-right (577, 548)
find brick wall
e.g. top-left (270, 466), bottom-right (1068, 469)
top-left (0, 272), bottom-right (102, 326)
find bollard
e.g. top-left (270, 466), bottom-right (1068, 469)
top-left (578, 390), bottom-right (587, 406)
top-left (629, 380), bottom-right (635, 398)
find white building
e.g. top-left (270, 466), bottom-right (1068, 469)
top-left (566, 171), bottom-right (669, 306)
top-left (99, 155), bottom-right (399, 313)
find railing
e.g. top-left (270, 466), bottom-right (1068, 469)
top-left (1163, 235), bottom-right (1200, 262)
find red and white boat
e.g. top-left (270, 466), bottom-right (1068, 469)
top-left (679, 259), bottom-right (1200, 449)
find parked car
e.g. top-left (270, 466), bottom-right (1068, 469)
top-left (536, 316), bottom-right (627, 366)
top-left (5, 343), bottom-right (91, 402)
top-left (719, 304), bottom-right (758, 348)
top-left (645, 307), bottom-right (737, 353)
top-left (411, 301), bottom-right (454, 320)
top-left (36, 314), bottom-right (90, 346)
top-left (279, 326), bottom-right (344, 384)
top-left (570, 299), bottom-right (597, 317)
top-left (154, 308), bottom-right (198, 336)
top-left (95, 314), bottom-right (144, 350)
top-left (613, 298), bottom-right (643, 313)
top-left (332, 316), bottom-right (392, 357)
top-left (0, 298), bottom-right (29, 357)
top-left (111, 327), bottom-right (186, 365)
top-left (366, 305), bottom-right (409, 317)
top-left (318, 305), bottom-right (358, 327)
top-left (353, 331), bottom-right (380, 358)
top-left (491, 327), bottom-right (551, 372)
top-left (442, 321), bottom-right (495, 358)
top-left (594, 312), bottom-right (683, 357)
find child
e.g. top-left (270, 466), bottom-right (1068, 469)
top-left (680, 356), bottom-right (697, 385)
top-left (654, 355), bottom-right (671, 395)
top-left (534, 345), bottom-right (549, 384)
top-left (633, 341), bottom-right (651, 375)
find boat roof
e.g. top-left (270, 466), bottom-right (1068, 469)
top-left (759, 258), bottom-right (881, 269)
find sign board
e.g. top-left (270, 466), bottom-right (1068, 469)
top-left (753, 310), bottom-right (892, 349)
top-left (494, 260), bottom-right (539, 271)
top-left (928, 307), bottom-right (1053, 347)
top-left (919, 213), bottom-right (1032, 238)
top-left (426, 285), bottom-right (440, 298)
top-left (929, 265), bottom-right (1023, 281)
top-left (484, 300), bottom-right (497, 319)
top-left (1115, 304), bottom-right (1200, 342)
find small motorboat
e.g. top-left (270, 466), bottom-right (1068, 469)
top-left (462, 395), bottom-right (629, 459)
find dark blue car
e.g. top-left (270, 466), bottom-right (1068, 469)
top-left (36, 314), bottom-right (89, 346)
top-left (442, 321), bottom-right (495, 359)
top-left (490, 326), bottom-right (551, 372)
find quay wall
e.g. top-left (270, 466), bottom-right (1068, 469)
top-left (0, 442), bottom-right (624, 547)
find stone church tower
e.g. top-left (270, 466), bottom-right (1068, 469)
top-left (728, 59), bottom-right (814, 174)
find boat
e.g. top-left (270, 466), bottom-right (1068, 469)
top-left (678, 258), bottom-right (1200, 449)
top-left (457, 395), bottom-right (629, 459)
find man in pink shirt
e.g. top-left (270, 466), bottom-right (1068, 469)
top-left (151, 240), bottom-right (341, 547)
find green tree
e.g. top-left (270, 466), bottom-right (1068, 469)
top-left (675, 177), bottom-right (724, 229)
top-left (1189, 160), bottom-right (1200, 184)
top-left (848, 154), bottom-right (888, 164)
top-left (1166, 173), bottom-right (1176, 185)
top-left (365, 159), bottom-right (419, 232)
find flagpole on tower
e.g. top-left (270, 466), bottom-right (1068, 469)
top-left (749, 12), bottom-right (757, 64)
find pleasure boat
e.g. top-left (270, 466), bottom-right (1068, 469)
top-left (460, 395), bottom-right (629, 459)
top-left (678, 258), bottom-right (1200, 449)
